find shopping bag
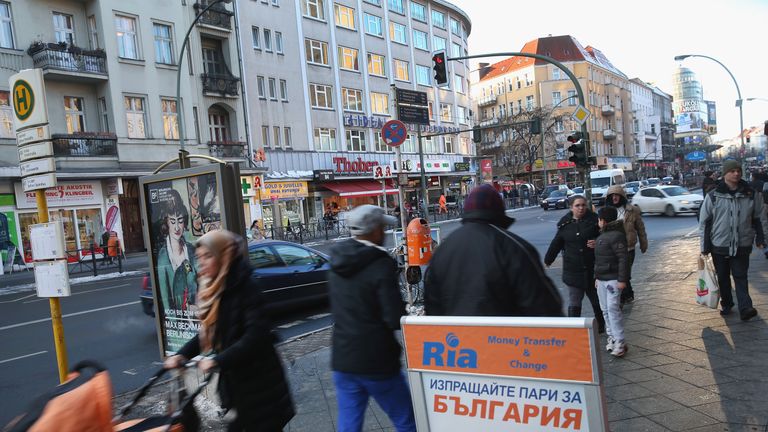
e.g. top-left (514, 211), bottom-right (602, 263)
top-left (696, 255), bottom-right (720, 309)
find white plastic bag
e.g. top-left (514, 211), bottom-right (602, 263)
top-left (696, 255), bottom-right (720, 309)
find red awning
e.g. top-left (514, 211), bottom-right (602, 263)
top-left (322, 180), bottom-right (398, 197)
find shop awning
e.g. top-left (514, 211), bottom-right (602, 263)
top-left (322, 180), bottom-right (398, 197)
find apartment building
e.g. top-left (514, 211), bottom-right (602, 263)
top-left (629, 78), bottom-right (661, 176)
top-left (0, 0), bottom-right (251, 258)
top-left (237, 0), bottom-right (474, 223)
top-left (471, 35), bottom-right (635, 185)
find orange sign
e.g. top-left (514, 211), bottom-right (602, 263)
top-left (403, 324), bottom-right (594, 383)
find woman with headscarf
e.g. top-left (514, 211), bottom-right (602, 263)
top-left (164, 230), bottom-right (294, 431)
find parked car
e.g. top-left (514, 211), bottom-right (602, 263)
top-left (141, 240), bottom-right (330, 317)
top-left (624, 181), bottom-right (642, 199)
top-left (540, 184), bottom-right (568, 200)
top-left (572, 187), bottom-right (585, 197)
top-left (630, 185), bottom-right (704, 216)
top-left (646, 178), bottom-right (661, 186)
top-left (541, 189), bottom-right (574, 210)
top-left (662, 176), bottom-right (674, 185)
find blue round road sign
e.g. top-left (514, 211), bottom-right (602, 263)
top-left (381, 120), bottom-right (407, 147)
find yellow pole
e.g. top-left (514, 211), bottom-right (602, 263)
top-left (36, 191), bottom-right (68, 382)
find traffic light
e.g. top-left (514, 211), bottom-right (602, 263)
top-left (432, 51), bottom-right (448, 87)
top-left (567, 132), bottom-right (587, 167)
top-left (529, 118), bottom-right (541, 134)
top-left (472, 126), bottom-right (481, 143)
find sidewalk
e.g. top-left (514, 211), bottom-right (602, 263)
top-left (115, 234), bottom-right (768, 431)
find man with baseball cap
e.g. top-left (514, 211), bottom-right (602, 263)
top-left (327, 205), bottom-right (416, 432)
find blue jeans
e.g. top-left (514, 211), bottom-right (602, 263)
top-left (333, 371), bottom-right (416, 432)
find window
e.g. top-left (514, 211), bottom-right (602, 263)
top-left (249, 247), bottom-right (281, 269)
top-left (410, 2), bottom-right (426, 21)
top-left (402, 134), bottom-right (415, 152)
top-left (552, 68), bottom-right (561, 80)
top-left (364, 0), bottom-right (381, 5)
top-left (393, 59), bottom-right (409, 82)
top-left (64, 96), bottom-right (85, 134)
top-left (305, 38), bottom-right (329, 65)
top-left (431, 10), bottom-right (445, 28)
top-left (334, 4), bottom-right (355, 29)
top-left (440, 103), bottom-right (451, 122)
top-left (272, 0), bottom-right (280, 5)
top-left (268, 78), bottom-right (277, 100)
top-left (207, 106), bottom-right (230, 142)
top-left (568, 90), bottom-right (577, 106)
top-left (275, 244), bottom-right (317, 265)
top-left (346, 130), bottom-right (367, 151)
top-left (413, 29), bottom-right (428, 50)
top-left (367, 53), bottom-right (385, 77)
top-left (273, 126), bottom-right (281, 148)
top-left (0, 3), bottom-right (14, 49)
top-left (342, 88), bottom-right (363, 112)
top-left (453, 74), bottom-right (464, 93)
top-left (263, 29), bottom-right (272, 51)
top-left (275, 31), bottom-right (283, 54)
top-left (153, 23), bottom-right (174, 64)
top-left (53, 12), bottom-right (74, 44)
top-left (279, 79), bottom-right (288, 101)
top-left (375, 135), bottom-right (390, 152)
top-left (338, 46), bottom-right (359, 71)
top-left (124, 96), bottom-right (147, 138)
top-left (370, 92), bottom-right (389, 115)
top-left (309, 83), bottom-right (333, 109)
top-left (261, 125), bottom-right (270, 147)
top-left (257, 76), bottom-right (266, 98)
top-left (552, 91), bottom-right (561, 106)
top-left (457, 106), bottom-right (468, 124)
top-left (115, 15), bottom-right (139, 59)
top-left (251, 26), bottom-right (260, 49)
top-left (364, 13), bottom-right (383, 37)
top-left (283, 127), bottom-right (292, 148)
top-left (314, 127), bottom-right (336, 150)
top-left (389, 22), bottom-right (406, 44)
top-left (87, 15), bottom-right (99, 50)
top-left (432, 36), bottom-right (446, 51)
top-left (525, 95), bottom-right (534, 110)
top-left (98, 97), bottom-right (109, 132)
top-left (415, 65), bottom-right (430, 86)
top-left (302, 0), bottom-right (326, 20)
top-left (554, 120), bottom-right (564, 132)
top-left (444, 136), bottom-right (454, 153)
top-left (387, 0), bottom-right (404, 14)
top-left (424, 136), bottom-right (436, 153)
top-left (451, 42), bottom-right (461, 58)
top-left (161, 98), bottom-right (179, 139)
top-left (450, 18), bottom-right (460, 35)
top-left (428, 101), bottom-right (434, 119)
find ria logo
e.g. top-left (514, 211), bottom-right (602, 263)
top-left (423, 333), bottom-right (478, 368)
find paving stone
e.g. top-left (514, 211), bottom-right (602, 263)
top-left (621, 368), bottom-right (668, 383)
top-left (684, 424), bottom-right (767, 432)
top-left (607, 401), bottom-right (642, 421)
top-left (631, 354), bottom-right (684, 367)
top-left (648, 407), bottom-right (719, 431)
top-left (608, 416), bottom-right (671, 431)
top-left (621, 395), bottom-right (686, 416)
top-left (637, 376), bottom-right (701, 395)
top-left (693, 401), bottom-right (768, 426)
top-left (607, 383), bottom-right (658, 401)
top-left (650, 342), bottom-right (695, 354)
top-left (664, 388), bottom-right (722, 407)
top-left (711, 381), bottom-right (768, 402)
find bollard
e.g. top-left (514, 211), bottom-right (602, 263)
top-left (117, 240), bottom-right (123, 273)
top-left (91, 243), bottom-right (97, 277)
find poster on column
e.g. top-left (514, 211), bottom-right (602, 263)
top-left (104, 197), bottom-right (124, 249)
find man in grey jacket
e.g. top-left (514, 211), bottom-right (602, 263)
top-left (699, 159), bottom-right (765, 321)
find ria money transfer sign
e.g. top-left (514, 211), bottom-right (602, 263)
top-left (401, 316), bottom-right (608, 431)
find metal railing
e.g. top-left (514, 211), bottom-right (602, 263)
top-left (52, 133), bottom-right (118, 157)
top-left (201, 73), bottom-right (240, 96)
top-left (65, 243), bottom-right (124, 276)
top-left (29, 44), bottom-right (107, 75)
top-left (194, 3), bottom-right (233, 29)
top-left (0, 48), bottom-right (24, 72)
top-left (207, 140), bottom-right (247, 158)
top-left (258, 220), bottom-right (352, 244)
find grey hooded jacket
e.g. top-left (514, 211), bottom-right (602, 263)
top-left (698, 179), bottom-right (765, 256)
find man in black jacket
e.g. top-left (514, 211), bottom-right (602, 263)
top-left (424, 184), bottom-right (563, 316)
top-left (328, 205), bottom-right (416, 432)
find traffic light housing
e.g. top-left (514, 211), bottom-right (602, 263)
top-left (472, 126), bottom-right (481, 143)
top-left (567, 132), bottom-right (588, 167)
top-left (432, 51), bottom-right (448, 87)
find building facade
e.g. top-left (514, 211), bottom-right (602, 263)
top-left (629, 78), bottom-right (661, 177)
top-left (671, 66), bottom-right (712, 165)
top-left (650, 85), bottom-right (674, 174)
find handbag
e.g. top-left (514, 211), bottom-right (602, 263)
top-left (696, 254), bottom-right (720, 309)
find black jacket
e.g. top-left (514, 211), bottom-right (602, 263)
top-left (178, 257), bottom-right (294, 430)
top-left (328, 238), bottom-right (405, 375)
top-left (544, 211), bottom-right (600, 288)
top-left (424, 219), bottom-right (562, 317)
top-left (594, 221), bottom-right (629, 282)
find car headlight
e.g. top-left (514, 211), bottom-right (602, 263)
top-left (680, 200), bottom-right (690, 204)
top-left (558, 199), bottom-right (565, 203)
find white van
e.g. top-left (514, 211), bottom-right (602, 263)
top-left (589, 169), bottom-right (626, 206)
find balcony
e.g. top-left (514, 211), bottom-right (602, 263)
top-left (601, 104), bottom-right (615, 116)
top-left (476, 94), bottom-right (497, 107)
top-left (202, 73), bottom-right (240, 97)
top-left (52, 133), bottom-right (117, 157)
top-left (28, 42), bottom-right (107, 82)
top-left (208, 141), bottom-right (247, 158)
top-left (478, 117), bottom-right (499, 127)
top-left (194, 3), bottom-right (233, 30)
top-left (0, 48), bottom-right (24, 72)
top-left (603, 129), bottom-right (617, 140)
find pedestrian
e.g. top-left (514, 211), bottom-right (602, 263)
top-left (107, 231), bottom-right (120, 263)
top-left (164, 230), bottom-right (295, 431)
top-left (699, 159), bottom-right (764, 321)
top-left (424, 184), bottom-right (562, 316)
top-left (327, 205), bottom-right (416, 432)
top-left (249, 220), bottom-right (264, 240)
top-left (701, 170), bottom-right (718, 196)
top-left (545, 196), bottom-right (605, 332)
top-left (604, 185), bottom-right (648, 306)
top-left (438, 193), bottom-right (447, 214)
top-left (101, 230), bottom-right (111, 265)
top-left (594, 206), bottom-right (630, 357)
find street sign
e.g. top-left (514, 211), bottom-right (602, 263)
top-left (34, 260), bottom-right (71, 297)
top-left (372, 164), bottom-right (393, 180)
top-left (30, 221), bottom-right (66, 261)
top-left (10, 69), bottom-right (48, 131)
top-left (313, 169), bottom-right (335, 182)
top-left (381, 119), bottom-right (408, 147)
top-left (18, 140), bottom-right (53, 162)
top-left (17, 124), bottom-right (50, 146)
top-left (685, 151), bottom-right (706, 161)
top-left (571, 105), bottom-right (591, 125)
top-left (22, 172), bottom-right (56, 192)
top-left (454, 162), bottom-right (470, 171)
top-left (20, 157), bottom-right (55, 177)
top-left (396, 88), bottom-right (428, 106)
top-left (397, 105), bottom-right (430, 125)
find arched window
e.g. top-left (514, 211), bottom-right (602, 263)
top-left (208, 105), bottom-right (229, 142)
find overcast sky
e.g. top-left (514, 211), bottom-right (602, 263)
top-left (450, 0), bottom-right (768, 141)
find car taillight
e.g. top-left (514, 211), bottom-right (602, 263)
top-left (142, 275), bottom-right (149, 290)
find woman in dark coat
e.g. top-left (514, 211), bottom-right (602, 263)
top-left (544, 196), bottom-right (606, 332)
top-left (165, 230), bottom-right (294, 431)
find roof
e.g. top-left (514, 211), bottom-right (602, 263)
top-left (479, 35), bottom-right (627, 81)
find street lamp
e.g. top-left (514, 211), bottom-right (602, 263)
top-left (674, 54), bottom-right (745, 161)
top-left (541, 95), bottom-right (579, 186)
top-left (175, 0), bottom-right (233, 167)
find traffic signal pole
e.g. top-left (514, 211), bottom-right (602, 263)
top-left (447, 52), bottom-right (593, 207)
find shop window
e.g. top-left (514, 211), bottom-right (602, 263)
top-left (0, 90), bottom-right (14, 138)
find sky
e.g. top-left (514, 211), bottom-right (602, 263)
top-left (449, 0), bottom-right (768, 142)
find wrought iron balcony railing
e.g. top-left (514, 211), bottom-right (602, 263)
top-left (201, 73), bottom-right (240, 97)
top-left (194, 3), bottom-right (233, 30)
top-left (207, 140), bottom-right (247, 158)
top-left (52, 133), bottom-right (118, 157)
top-left (28, 43), bottom-right (107, 75)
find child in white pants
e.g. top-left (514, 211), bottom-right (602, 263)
top-left (595, 206), bottom-right (630, 357)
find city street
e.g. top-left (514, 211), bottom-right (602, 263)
top-left (0, 206), bottom-right (700, 426)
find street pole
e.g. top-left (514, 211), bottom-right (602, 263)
top-left (417, 128), bottom-right (429, 219)
top-left (540, 95), bottom-right (579, 187)
top-left (391, 84), bottom-right (408, 232)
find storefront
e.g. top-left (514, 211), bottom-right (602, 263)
top-left (260, 181), bottom-right (309, 228)
top-left (0, 194), bottom-right (22, 271)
